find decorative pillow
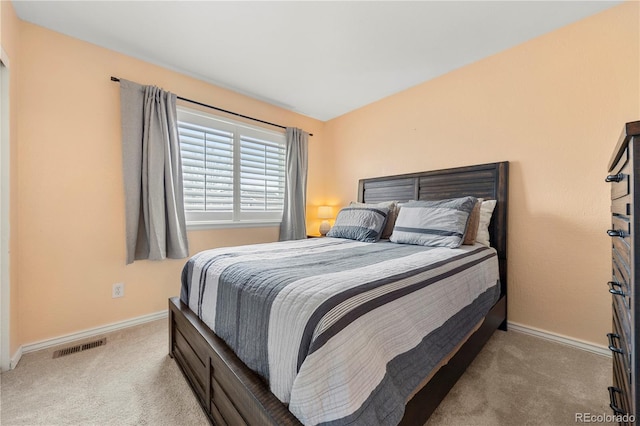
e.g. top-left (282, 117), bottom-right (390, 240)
top-left (476, 199), bottom-right (497, 247)
top-left (350, 201), bottom-right (398, 239)
top-left (462, 198), bottom-right (483, 245)
top-left (327, 206), bottom-right (390, 242)
top-left (390, 196), bottom-right (477, 248)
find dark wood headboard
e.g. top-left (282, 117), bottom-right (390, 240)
top-left (357, 161), bottom-right (509, 296)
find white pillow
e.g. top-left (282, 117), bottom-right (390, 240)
top-left (476, 200), bottom-right (497, 247)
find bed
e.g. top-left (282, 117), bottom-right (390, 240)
top-left (169, 161), bottom-right (509, 425)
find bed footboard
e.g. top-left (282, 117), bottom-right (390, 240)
top-left (170, 295), bottom-right (506, 426)
top-left (169, 297), bottom-right (302, 426)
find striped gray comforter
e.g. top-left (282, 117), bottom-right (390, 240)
top-left (181, 237), bottom-right (500, 425)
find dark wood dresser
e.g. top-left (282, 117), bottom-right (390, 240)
top-left (607, 120), bottom-right (640, 424)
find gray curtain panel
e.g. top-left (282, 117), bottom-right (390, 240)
top-left (120, 79), bottom-right (189, 264)
top-left (279, 128), bottom-right (309, 241)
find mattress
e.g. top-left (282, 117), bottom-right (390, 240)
top-left (181, 237), bottom-right (500, 425)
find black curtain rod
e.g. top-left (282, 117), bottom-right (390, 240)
top-left (110, 76), bottom-right (313, 136)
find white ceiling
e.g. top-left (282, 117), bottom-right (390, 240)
top-left (13, 1), bottom-right (620, 121)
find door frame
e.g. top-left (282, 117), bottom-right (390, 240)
top-left (1, 47), bottom-right (11, 372)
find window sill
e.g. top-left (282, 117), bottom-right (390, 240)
top-left (186, 220), bottom-right (281, 231)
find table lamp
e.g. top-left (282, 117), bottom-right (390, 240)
top-left (318, 206), bottom-right (333, 236)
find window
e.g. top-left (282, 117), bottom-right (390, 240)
top-left (177, 107), bottom-right (286, 228)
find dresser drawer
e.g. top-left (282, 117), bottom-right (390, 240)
top-left (612, 303), bottom-right (632, 369)
top-left (610, 215), bottom-right (631, 238)
top-left (611, 146), bottom-right (629, 174)
top-left (608, 281), bottom-right (631, 328)
top-left (613, 237), bottom-right (632, 276)
top-left (610, 281), bottom-right (632, 315)
top-left (612, 195), bottom-right (631, 217)
top-left (609, 149), bottom-right (630, 200)
top-left (611, 175), bottom-right (630, 200)
top-left (612, 250), bottom-right (632, 303)
top-left (610, 318), bottom-right (632, 417)
top-left (609, 383), bottom-right (630, 417)
top-left (611, 366), bottom-right (631, 416)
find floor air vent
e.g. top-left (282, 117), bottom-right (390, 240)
top-left (52, 338), bottom-right (106, 358)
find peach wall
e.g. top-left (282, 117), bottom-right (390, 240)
top-left (14, 21), bottom-right (326, 346)
top-left (324, 2), bottom-right (640, 346)
top-left (6, 1), bottom-right (638, 354)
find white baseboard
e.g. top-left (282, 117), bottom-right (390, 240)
top-left (9, 345), bottom-right (22, 370)
top-left (8, 310), bottom-right (168, 369)
top-left (508, 321), bottom-right (611, 358)
top-left (7, 313), bottom-right (609, 370)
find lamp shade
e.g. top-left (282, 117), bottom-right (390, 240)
top-left (318, 206), bottom-right (333, 219)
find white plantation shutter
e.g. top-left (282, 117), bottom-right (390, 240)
top-left (178, 122), bottom-right (234, 218)
top-left (177, 108), bottom-right (285, 226)
top-left (239, 135), bottom-right (285, 219)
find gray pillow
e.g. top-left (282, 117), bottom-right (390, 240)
top-left (327, 206), bottom-right (390, 242)
top-left (390, 197), bottom-right (477, 248)
top-left (349, 201), bottom-right (398, 239)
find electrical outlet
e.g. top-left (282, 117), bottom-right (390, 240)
top-left (112, 282), bottom-right (124, 298)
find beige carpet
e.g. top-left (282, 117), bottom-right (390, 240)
top-left (0, 320), bottom-right (208, 426)
top-left (427, 331), bottom-right (613, 426)
top-left (0, 320), bottom-right (613, 426)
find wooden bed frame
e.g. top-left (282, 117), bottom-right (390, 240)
top-left (169, 161), bottom-right (509, 425)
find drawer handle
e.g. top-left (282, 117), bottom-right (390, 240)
top-left (608, 281), bottom-right (626, 297)
top-left (607, 229), bottom-right (624, 237)
top-left (606, 173), bottom-right (624, 183)
top-left (608, 386), bottom-right (626, 415)
top-left (607, 333), bottom-right (624, 354)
